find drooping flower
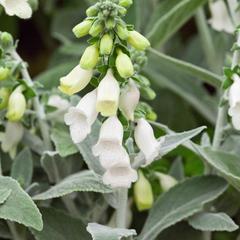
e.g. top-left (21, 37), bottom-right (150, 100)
top-left (0, 121), bottom-right (24, 158)
top-left (134, 118), bottom-right (163, 165)
top-left (0, 0), bottom-right (32, 19)
top-left (59, 65), bottom-right (93, 96)
top-left (65, 90), bottom-right (98, 143)
top-left (209, 0), bottom-right (234, 34)
top-left (48, 95), bottom-right (70, 112)
top-left (228, 74), bottom-right (240, 130)
top-left (119, 80), bottom-right (140, 121)
top-left (134, 170), bottom-right (154, 211)
top-left (96, 69), bottom-right (120, 117)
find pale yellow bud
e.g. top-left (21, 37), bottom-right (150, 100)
top-left (80, 45), bottom-right (99, 70)
top-left (100, 34), bottom-right (113, 55)
top-left (72, 20), bottom-right (93, 38)
top-left (116, 50), bottom-right (134, 78)
top-left (0, 88), bottom-right (10, 110)
top-left (0, 67), bottom-right (10, 81)
top-left (128, 31), bottom-right (151, 51)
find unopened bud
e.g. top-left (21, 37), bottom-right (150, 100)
top-left (80, 44), bottom-right (99, 70)
top-left (128, 31), bottom-right (150, 50)
top-left (118, 6), bottom-right (127, 16)
top-left (0, 67), bottom-right (10, 81)
top-left (106, 18), bottom-right (116, 29)
top-left (0, 32), bottom-right (13, 49)
top-left (140, 87), bottom-right (156, 100)
top-left (156, 173), bottom-right (178, 192)
top-left (100, 34), bottom-right (113, 55)
top-left (0, 88), bottom-right (10, 110)
top-left (146, 111), bottom-right (157, 121)
top-left (119, 0), bottom-right (133, 8)
top-left (89, 20), bottom-right (104, 37)
top-left (116, 50), bottom-right (134, 78)
top-left (6, 87), bottom-right (26, 122)
top-left (86, 5), bottom-right (99, 17)
top-left (134, 171), bottom-right (154, 211)
top-left (116, 24), bottom-right (129, 40)
top-left (72, 20), bottom-right (93, 38)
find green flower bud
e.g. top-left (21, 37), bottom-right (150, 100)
top-left (0, 88), bottom-right (10, 110)
top-left (100, 34), bottom-right (113, 55)
top-left (119, 0), bottom-right (133, 8)
top-left (0, 32), bottom-right (13, 49)
top-left (80, 44), bottom-right (99, 70)
top-left (86, 5), bottom-right (99, 17)
top-left (116, 24), bottom-right (129, 40)
top-left (106, 18), bottom-right (116, 29)
top-left (128, 31), bottom-right (151, 50)
top-left (6, 87), bottom-right (26, 122)
top-left (89, 20), bottom-right (104, 37)
top-left (134, 171), bottom-right (154, 211)
top-left (116, 50), bottom-right (134, 78)
top-left (118, 6), bottom-right (127, 16)
top-left (0, 67), bottom-right (10, 81)
top-left (72, 20), bottom-right (93, 38)
top-left (140, 87), bottom-right (156, 100)
top-left (146, 111), bottom-right (157, 121)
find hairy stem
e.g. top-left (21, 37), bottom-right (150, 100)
top-left (116, 188), bottom-right (128, 228)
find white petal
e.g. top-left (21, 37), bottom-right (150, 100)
top-left (1, 0), bottom-right (32, 19)
top-left (1, 122), bottom-right (24, 153)
top-left (119, 80), bottom-right (140, 121)
top-left (103, 165), bottom-right (138, 188)
top-left (209, 0), bottom-right (234, 34)
top-left (92, 116), bottom-right (123, 156)
top-left (134, 118), bottom-right (161, 165)
top-left (96, 69), bottom-right (120, 116)
top-left (70, 123), bottom-right (91, 144)
top-left (48, 95), bottom-right (70, 111)
top-left (228, 74), bottom-right (240, 109)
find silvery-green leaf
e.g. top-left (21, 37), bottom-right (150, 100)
top-left (11, 148), bottom-right (33, 189)
top-left (196, 146), bottom-right (240, 191)
top-left (87, 223), bottom-right (136, 240)
top-left (138, 176), bottom-right (227, 240)
top-left (188, 212), bottom-right (238, 232)
top-left (0, 188), bottom-right (11, 204)
top-left (32, 207), bottom-right (91, 240)
top-left (0, 176), bottom-right (43, 231)
top-left (33, 171), bottom-right (112, 200)
top-left (169, 158), bottom-right (184, 181)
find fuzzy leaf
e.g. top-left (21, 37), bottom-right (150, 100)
top-left (0, 189), bottom-right (11, 204)
top-left (0, 176), bottom-right (43, 231)
top-left (188, 212), bottom-right (238, 232)
top-left (87, 223), bottom-right (136, 240)
top-left (33, 171), bottom-right (112, 200)
top-left (138, 176), bottom-right (228, 240)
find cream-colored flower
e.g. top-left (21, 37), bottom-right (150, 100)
top-left (59, 65), bottom-right (93, 96)
top-left (0, 0), bottom-right (32, 19)
top-left (65, 90), bottom-right (98, 143)
top-left (228, 74), bottom-right (240, 130)
top-left (96, 69), bottom-right (120, 116)
top-left (119, 80), bottom-right (140, 121)
top-left (0, 122), bottom-right (24, 158)
top-left (134, 118), bottom-right (162, 165)
top-left (209, 0), bottom-right (234, 34)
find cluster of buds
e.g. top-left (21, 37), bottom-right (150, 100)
top-left (60, 0), bottom-right (163, 189)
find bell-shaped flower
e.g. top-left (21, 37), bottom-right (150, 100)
top-left (59, 65), bottom-right (93, 96)
top-left (209, 0), bottom-right (234, 34)
top-left (0, 0), bottom-right (32, 19)
top-left (96, 69), bottom-right (120, 117)
top-left (0, 121), bottom-right (24, 158)
top-left (134, 118), bottom-right (162, 165)
top-left (228, 74), bottom-right (240, 130)
top-left (64, 90), bottom-right (98, 143)
top-left (92, 116), bottom-right (123, 158)
top-left (48, 95), bottom-right (70, 112)
top-left (119, 80), bottom-right (140, 121)
top-left (6, 87), bottom-right (26, 122)
top-left (102, 153), bottom-right (138, 188)
top-left (134, 171), bottom-right (154, 211)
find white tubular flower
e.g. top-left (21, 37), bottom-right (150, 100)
top-left (119, 80), bottom-right (140, 121)
top-left (59, 65), bottom-right (93, 96)
top-left (209, 0), bottom-right (234, 34)
top-left (0, 0), bottom-right (32, 19)
top-left (64, 90), bottom-right (98, 143)
top-left (92, 116), bottom-right (123, 158)
top-left (102, 154), bottom-right (138, 188)
top-left (48, 95), bottom-right (70, 112)
top-left (96, 69), bottom-right (120, 117)
top-left (0, 122), bottom-right (24, 158)
top-left (228, 74), bottom-right (240, 130)
top-left (134, 118), bottom-right (162, 165)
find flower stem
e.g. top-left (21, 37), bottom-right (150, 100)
top-left (7, 222), bottom-right (23, 240)
top-left (116, 188), bottom-right (128, 228)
